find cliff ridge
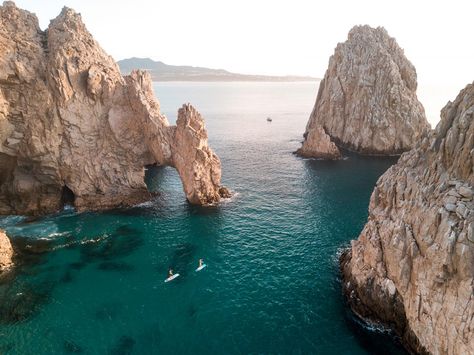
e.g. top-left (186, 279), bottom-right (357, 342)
top-left (0, 2), bottom-right (228, 215)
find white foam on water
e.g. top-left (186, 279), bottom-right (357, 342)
top-left (50, 233), bottom-right (109, 251)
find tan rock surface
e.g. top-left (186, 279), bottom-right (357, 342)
top-left (296, 119), bottom-right (341, 159)
top-left (299, 25), bottom-right (429, 158)
top-left (0, 230), bottom-right (13, 271)
top-left (341, 82), bottom-right (474, 354)
top-left (0, 2), bottom-right (228, 215)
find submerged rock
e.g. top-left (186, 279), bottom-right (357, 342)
top-left (0, 2), bottom-right (228, 215)
top-left (0, 230), bottom-right (13, 271)
top-left (341, 81), bottom-right (474, 354)
top-left (110, 335), bottom-right (136, 355)
top-left (298, 25), bottom-right (429, 158)
top-left (63, 340), bottom-right (84, 353)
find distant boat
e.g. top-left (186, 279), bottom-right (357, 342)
top-left (267, 117), bottom-right (272, 122)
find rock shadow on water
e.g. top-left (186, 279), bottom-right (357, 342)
top-left (14, 215), bottom-right (43, 226)
top-left (68, 261), bottom-right (87, 270)
top-left (63, 339), bottom-right (85, 353)
top-left (97, 261), bottom-right (135, 272)
top-left (60, 270), bottom-right (74, 283)
top-left (343, 306), bottom-right (408, 355)
top-left (0, 235), bottom-right (76, 325)
top-left (0, 342), bottom-right (14, 354)
top-left (80, 225), bottom-right (143, 263)
top-left (10, 236), bottom-right (54, 267)
top-left (134, 322), bottom-right (161, 351)
top-left (109, 335), bottom-right (136, 355)
top-left (9, 232), bottom-right (78, 272)
top-left (95, 302), bottom-right (122, 321)
top-left (302, 150), bottom-right (399, 172)
top-left (159, 242), bottom-right (197, 278)
top-left (186, 203), bottom-right (223, 217)
top-left (105, 191), bottom-right (164, 218)
top-left (187, 303), bottom-right (198, 319)
top-left (0, 281), bottom-right (53, 324)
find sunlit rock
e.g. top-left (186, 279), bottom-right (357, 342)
top-left (298, 25), bottom-right (430, 158)
top-left (0, 2), bottom-right (228, 215)
top-left (341, 81), bottom-right (474, 354)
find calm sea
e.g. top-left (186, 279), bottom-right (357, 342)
top-left (0, 82), bottom-right (406, 354)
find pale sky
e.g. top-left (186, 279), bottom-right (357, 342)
top-left (13, 0), bottom-right (474, 125)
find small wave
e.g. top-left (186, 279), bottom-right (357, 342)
top-left (21, 231), bottom-right (72, 244)
top-left (221, 191), bottom-right (240, 204)
top-left (334, 244), bottom-right (351, 261)
top-left (349, 311), bottom-right (394, 335)
top-left (0, 215), bottom-right (27, 228)
top-left (302, 157), bottom-right (325, 161)
top-left (45, 231), bottom-right (71, 239)
top-left (50, 234), bottom-right (109, 251)
top-left (134, 200), bottom-right (155, 208)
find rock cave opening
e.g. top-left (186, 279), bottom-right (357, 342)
top-left (144, 164), bottom-right (184, 201)
top-left (60, 185), bottom-right (75, 208)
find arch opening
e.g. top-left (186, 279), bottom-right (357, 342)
top-left (144, 164), bottom-right (185, 203)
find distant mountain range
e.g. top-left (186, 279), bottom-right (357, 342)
top-left (117, 58), bottom-right (318, 82)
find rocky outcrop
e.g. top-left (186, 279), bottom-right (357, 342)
top-left (298, 25), bottom-right (429, 158)
top-left (341, 82), bottom-right (474, 354)
top-left (296, 121), bottom-right (341, 159)
top-left (0, 2), bottom-right (228, 215)
top-left (0, 230), bottom-right (13, 271)
top-left (170, 105), bottom-right (231, 204)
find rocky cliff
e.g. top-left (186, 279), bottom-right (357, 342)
top-left (297, 25), bottom-right (429, 158)
top-left (341, 82), bottom-right (474, 354)
top-left (0, 230), bottom-right (13, 271)
top-left (0, 2), bottom-right (228, 215)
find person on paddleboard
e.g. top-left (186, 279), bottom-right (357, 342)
top-left (168, 268), bottom-right (174, 278)
top-left (198, 259), bottom-right (203, 268)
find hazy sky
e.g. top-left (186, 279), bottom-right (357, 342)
top-left (13, 0), bottom-right (474, 124)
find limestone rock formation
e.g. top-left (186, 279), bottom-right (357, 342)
top-left (341, 82), bottom-right (474, 354)
top-left (0, 230), bottom-right (13, 271)
top-left (0, 2), bottom-right (228, 215)
top-left (296, 119), bottom-right (341, 159)
top-left (298, 25), bottom-right (429, 158)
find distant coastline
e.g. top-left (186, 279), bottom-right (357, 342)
top-left (118, 57), bottom-right (319, 82)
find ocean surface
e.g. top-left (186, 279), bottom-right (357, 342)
top-left (0, 82), bottom-right (406, 354)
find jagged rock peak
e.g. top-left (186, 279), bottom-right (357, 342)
top-left (298, 25), bottom-right (430, 158)
top-left (341, 81), bottom-right (474, 354)
top-left (49, 7), bottom-right (81, 31)
top-left (0, 2), bottom-right (228, 215)
top-left (0, 1), bottom-right (40, 34)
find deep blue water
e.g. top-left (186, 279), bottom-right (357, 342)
top-left (0, 82), bottom-right (406, 354)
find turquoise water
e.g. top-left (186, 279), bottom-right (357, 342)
top-left (0, 82), bottom-right (405, 354)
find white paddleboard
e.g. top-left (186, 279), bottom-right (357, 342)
top-left (196, 264), bottom-right (207, 272)
top-left (164, 273), bottom-right (180, 283)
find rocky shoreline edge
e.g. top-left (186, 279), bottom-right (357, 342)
top-left (340, 249), bottom-right (429, 354)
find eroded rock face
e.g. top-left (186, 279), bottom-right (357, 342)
top-left (170, 105), bottom-right (225, 205)
top-left (298, 25), bottom-right (429, 158)
top-left (341, 82), bottom-right (474, 354)
top-left (0, 230), bottom-right (13, 271)
top-left (0, 2), bottom-right (228, 215)
top-left (296, 118), bottom-right (341, 159)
